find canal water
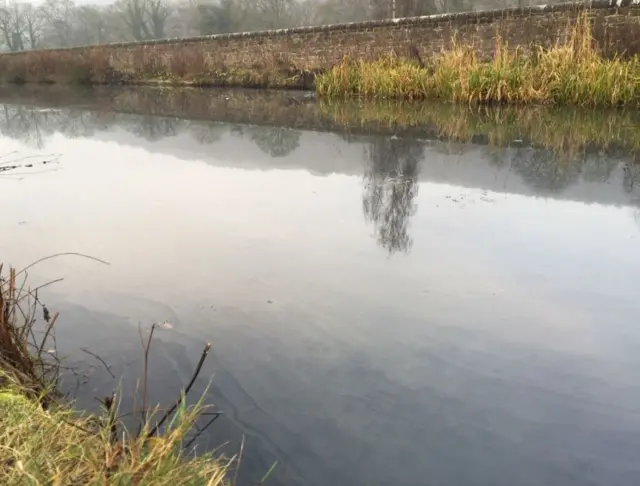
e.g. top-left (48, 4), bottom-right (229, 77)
top-left (1, 86), bottom-right (640, 486)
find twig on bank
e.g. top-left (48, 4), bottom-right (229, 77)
top-left (37, 312), bottom-right (59, 357)
top-left (147, 342), bottom-right (212, 439)
top-left (103, 391), bottom-right (118, 445)
top-left (184, 411), bottom-right (222, 450)
top-left (231, 434), bottom-right (246, 486)
top-left (137, 323), bottom-right (156, 435)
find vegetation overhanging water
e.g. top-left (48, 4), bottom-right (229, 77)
top-left (0, 265), bottom-right (241, 485)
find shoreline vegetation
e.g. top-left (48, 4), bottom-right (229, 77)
top-left (316, 15), bottom-right (640, 106)
top-left (0, 263), bottom-right (250, 485)
top-left (0, 13), bottom-right (638, 107)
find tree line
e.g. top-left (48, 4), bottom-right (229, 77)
top-left (0, 0), bottom-right (566, 51)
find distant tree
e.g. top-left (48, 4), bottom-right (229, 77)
top-left (0, 1), bottom-right (29, 51)
top-left (73, 5), bottom-right (109, 45)
top-left (39, 0), bottom-right (75, 47)
top-left (436, 0), bottom-right (473, 13)
top-left (313, 0), bottom-right (372, 24)
top-left (147, 0), bottom-right (171, 39)
top-left (370, 0), bottom-right (437, 20)
top-left (292, 0), bottom-right (318, 26)
top-left (21, 2), bottom-right (40, 48)
top-left (166, 0), bottom-right (200, 37)
top-left (116, 0), bottom-right (151, 40)
top-left (198, 0), bottom-right (237, 34)
top-left (255, 0), bottom-right (295, 28)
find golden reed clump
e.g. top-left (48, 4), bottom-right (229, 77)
top-left (316, 14), bottom-right (640, 107)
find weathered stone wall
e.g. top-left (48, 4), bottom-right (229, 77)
top-left (0, 1), bottom-right (638, 86)
top-left (102, 1), bottom-right (640, 70)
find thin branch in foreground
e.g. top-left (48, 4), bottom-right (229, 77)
top-left (232, 434), bottom-right (246, 486)
top-left (138, 322), bottom-right (156, 436)
top-left (16, 252), bottom-right (111, 278)
top-left (185, 412), bottom-right (222, 450)
top-left (16, 278), bottom-right (65, 303)
top-left (37, 312), bottom-right (59, 358)
top-left (147, 342), bottom-right (212, 439)
top-left (80, 347), bottom-right (115, 379)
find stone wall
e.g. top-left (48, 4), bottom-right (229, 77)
top-left (0, 1), bottom-right (638, 86)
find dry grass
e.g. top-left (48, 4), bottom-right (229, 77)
top-left (316, 14), bottom-right (640, 107)
top-left (318, 99), bottom-right (640, 157)
top-left (0, 263), bottom-right (236, 485)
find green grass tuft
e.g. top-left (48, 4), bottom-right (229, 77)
top-left (0, 380), bottom-right (230, 485)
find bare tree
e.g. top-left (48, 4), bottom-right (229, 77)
top-left (0, 0), bottom-right (26, 51)
top-left (115, 0), bottom-right (171, 41)
top-left (313, 0), bottom-right (372, 24)
top-left (436, 0), bottom-right (473, 13)
top-left (255, 0), bottom-right (294, 28)
top-left (22, 2), bottom-right (40, 48)
top-left (167, 0), bottom-right (200, 37)
top-left (146, 0), bottom-right (171, 39)
top-left (73, 5), bottom-right (109, 46)
top-left (39, 0), bottom-right (75, 47)
top-left (292, 0), bottom-right (319, 26)
top-left (117, 0), bottom-right (151, 40)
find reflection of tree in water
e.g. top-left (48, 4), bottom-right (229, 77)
top-left (363, 137), bottom-right (422, 254)
top-left (0, 105), bottom-right (99, 149)
top-left (623, 155), bottom-right (640, 196)
top-left (581, 151), bottom-right (621, 183)
top-left (491, 147), bottom-right (583, 193)
top-left (248, 127), bottom-right (301, 158)
top-left (130, 116), bottom-right (178, 141)
top-left (189, 121), bottom-right (227, 144)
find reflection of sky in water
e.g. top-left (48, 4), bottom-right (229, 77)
top-left (2, 120), bottom-right (640, 486)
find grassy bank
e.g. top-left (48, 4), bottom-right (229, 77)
top-left (0, 384), bottom-right (229, 485)
top-left (315, 16), bottom-right (640, 107)
top-left (0, 264), bottom-right (234, 485)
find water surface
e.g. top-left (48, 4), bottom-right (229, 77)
top-left (2, 87), bottom-right (640, 486)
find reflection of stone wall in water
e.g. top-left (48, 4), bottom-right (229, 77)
top-left (363, 138), bottom-right (422, 254)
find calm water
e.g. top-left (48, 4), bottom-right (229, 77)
top-left (2, 87), bottom-right (640, 486)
